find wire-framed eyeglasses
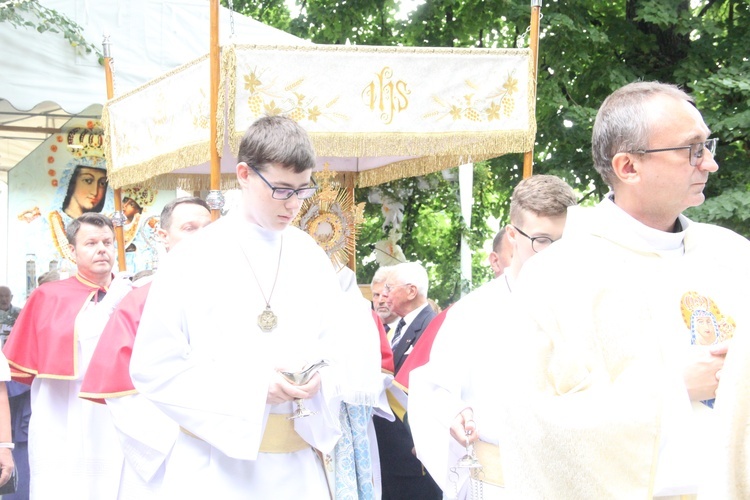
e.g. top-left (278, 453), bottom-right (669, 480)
top-left (384, 283), bottom-right (412, 293)
top-left (250, 165), bottom-right (319, 200)
top-left (632, 138), bottom-right (717, 167)
top-left (512, 225), bottom-right (556, 253)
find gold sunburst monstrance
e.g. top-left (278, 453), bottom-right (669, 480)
top-left (294, 166), bottom-right (364, 271)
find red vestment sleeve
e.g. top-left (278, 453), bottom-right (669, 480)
top-left (79, 283), bottom-right (151, 404)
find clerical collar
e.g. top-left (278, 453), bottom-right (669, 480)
top-left (603, 194), bottom-right (688, 256)
top-left (231, 212), bottom-right (283, 243)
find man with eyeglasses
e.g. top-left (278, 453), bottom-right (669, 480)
top-left (128, 116), bottom-right (382, 499)
top-left (499, 82), bottom-right (750, 498)
top-left (371, 266), bottom-right (402, 334)
top-left (407, 175), bottom-right (576, 500)
top-left (374, 261), bottom-right (442, 500)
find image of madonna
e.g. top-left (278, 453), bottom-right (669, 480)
top-left (62, 165), bottom-right (108, 218)
top-left (47, 156), bottom-right (114, 264)
top-left (690, 309), bottom-right (720, 346)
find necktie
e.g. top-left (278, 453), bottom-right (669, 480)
top-left (390, 319), bottom-right (406, 348)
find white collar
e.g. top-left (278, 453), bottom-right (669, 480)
top-left (399, 302), bottom-right (430, 331)
top-left (600, 194), bottom-right (688, 257)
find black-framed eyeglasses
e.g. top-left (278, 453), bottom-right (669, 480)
top-left (384, 283), bottom-right (412, 293)
top-left (512, 225), bottom-right (556, 253)
top-left (249, 165), bottom-right (319, 200)
top-left (632, 138), bottom-right (717, 167)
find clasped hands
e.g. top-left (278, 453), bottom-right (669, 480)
top-left (266, 370), bottom-right (321, 405)
top-left (450, 407), bottom-right (479, 446)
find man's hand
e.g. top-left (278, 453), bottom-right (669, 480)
top-left (266, 371), bottom-right (321, 405)
top-left (0, 448), bottom-right (14, 488)
top-left (683, 341), bottom-right (729, 401)
top-left (98, 272), bottom-right (134, 314)
top-left (449, 408), bottom-right (479, 446)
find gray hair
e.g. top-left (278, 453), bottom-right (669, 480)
top-left (592, 81), bottom-right (693, 188)
top-left (371, 265), bottom-right (395, 286)
top-left (391, 262), bottom-right (429, 298)
top-left (237, 115), bottom-right (316, 174)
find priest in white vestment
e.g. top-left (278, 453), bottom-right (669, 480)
top-left (500, 82), bottom-right (750, 498)
top-left (408, 175), bottom-right (577, 499)
top-left (710, 314), bottom-right (750, 498)
top-left (130, 116), bottom-right (382, 499)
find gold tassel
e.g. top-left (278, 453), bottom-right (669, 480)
top-left (109, 142), bottom-right (211, 189)
top-left (356, 153), bottom-right (502, 188)
top-left (116, 173), bottom-right (239, 192)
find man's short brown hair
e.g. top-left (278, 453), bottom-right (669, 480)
top-left (509, 175), bottom-right (577, 226)
top-left (66, 212), bottom-right (114, 245)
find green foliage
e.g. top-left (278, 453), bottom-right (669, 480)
top-left (226, 0), bottom-right (750, 305)
top-left (686, 188), bottom-right (750, 234)
top-left (1, 0), bottom-right (103, 63)
top-left (220, 0), bottom-right (293, 32)
top-left (354, 163), bottom-right (512, 306)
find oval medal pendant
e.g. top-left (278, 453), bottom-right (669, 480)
top-left (258, 306), bottom-right (278, 332)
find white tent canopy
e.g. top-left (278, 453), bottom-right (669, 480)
top-left (0, 0), bottom-right (306, 172)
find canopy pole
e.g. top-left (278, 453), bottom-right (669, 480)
top-left (459, 162), bottom-right (474, 295)
top-left (522, 0), bottom-right (542, 179)
top-left (208, 0), bottom-right (222, 221)
top-left (343, 173), bottom-right (357, 272)
top-left (103, 36), bottom-right (127, 271)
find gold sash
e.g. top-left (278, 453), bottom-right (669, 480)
top-left (259, 414), bottom-right (309, 453)
top-left (181, 413), bottom-right (309, 454)
top-left (475, 440), bottom-right (504, 487)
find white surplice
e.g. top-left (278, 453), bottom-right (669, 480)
top-left (130, 213), bottom-right (381, 499)
top-left (29, 301), bottom-right (124, 500)
top-left (501, 198), bottom-right (750, 499)
top-left (106, 390), bottom-right (180, 499)
top-left (409, 277), bottom-right (511, 500)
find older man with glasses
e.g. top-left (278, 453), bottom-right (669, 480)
top-left (498, 81), bottom-right (750, 498)
top-left (374, 261), bottom-right (442, 500)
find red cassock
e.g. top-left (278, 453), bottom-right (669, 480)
top-left (79, 283), bottom-right (152, 404)
top-left (374, 310), bottom-right (395, 375)
top-left (3, 274), bottom-right (108, 383)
